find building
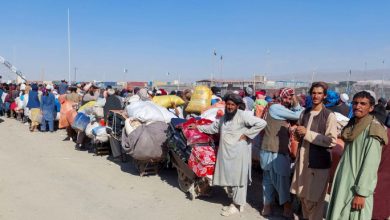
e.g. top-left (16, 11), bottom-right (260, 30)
top-left (126, 81), bottom-right (148, 91)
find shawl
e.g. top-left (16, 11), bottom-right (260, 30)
top-left (341, 114), bottom-right (388, 145)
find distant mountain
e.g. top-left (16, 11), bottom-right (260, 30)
top-left (270, 69), bottom-right (390, 83)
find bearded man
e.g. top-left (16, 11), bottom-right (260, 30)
top-left (260, 87), bottom-right (303, 218)
top-left (196, 93), bottom-right (267, 216)
top-left (327, 91), bottom-right (388, 220)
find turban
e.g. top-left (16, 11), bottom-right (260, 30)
top-left (279, 88), bottom-right (294, 98)
top-left (223, 93), bottom-right (243, 105)
top-left (107, 89), bottom-right (115, 96)
top-left (340, 93), bottom-right (349, 103)
top-left (245, 87), bottom-right (253, 95)
top-left (31, 84), bottom-right (38, 91)
top-left (256, 90), bottom-right (266, 96)
top-left (325, 90), bottom-right (339, 107)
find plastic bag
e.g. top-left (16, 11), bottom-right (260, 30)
top-left (86, 122), bottom-right (99, 138)
top-left (78, 101), bottom-right (96, 112)
top-left (185, 86), bottom-right (212, 113)
top-left (201, 101), bottom-right (225, 113)
top-left (179, 118), bottom-right (213, 145)
top-left (95, 98), bottom-right (106, 107)
top-left (71, 112), bottom-right (91, 131)
top-left (93, 106), bottom-right (104, 118)
top-left (1, 92), bottom-right (7, 103)
top-left (152, 95), bottom-right (185, 108)
top-left (55, 112), bottom-right (60, 121)
top-left (92, 126), bottom-right (109, 142)
top-left (16, 97), bottom-right (24, 110)
top-left (201, 107), bottom-right (225, 121)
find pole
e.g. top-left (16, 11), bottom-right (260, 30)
top-left (67, 8), bottom-right (71, 85)
top-left (346, 69), bottom-right (351, 95)
top-left (253, 73), bottom-right (256, 91)
top-left (219, 55), bottom-right (223, 82)
top-left (74, 67), bottom-right (77, 82)
top-left (178, 72), bottom-right (180, 90)
top-left (382, 60), bottom-right (385, 98)
top-left (311, 71), bottom-right (315, 84)
top-left (211, 49), bottom-right (216, 86)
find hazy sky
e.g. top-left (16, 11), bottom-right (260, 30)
top-left (1, 0), bottom-right (389, 82)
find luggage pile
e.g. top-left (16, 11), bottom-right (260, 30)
top-left (167, 117), bottom-right (217, 200)
top-left (121, 100), bottom-right (176, 176)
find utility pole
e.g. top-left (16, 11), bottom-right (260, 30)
top-left (346, 69), bottom-right (351, 95)
top-left (382, 60), bottom-right (385, 98)
top-left (74, 67), bottom-right (77, 82)
top-left (67, 8), bottom-right (71, 85)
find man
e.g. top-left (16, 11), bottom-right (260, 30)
top-left (290, 82), bottom-right (338, 220)
top-left (328, 92), bottom-right (350, 117)
top-left (58, 80), bottom-right (68, 95)
top-left (0, 83), bottom-right (4, 116)
top-left (373, 128), bottom-right (390, 219)
top-left (243, 87), bottom-right (254, 111)
top-left (103, 88), bottom-right (122, 122)
top-left (196, 93), bottom-right (267, 216)
top-left (327, 91), bottom-right (388, 220)
top-left (260, 87), bottom-right (303, 218)
top-left (373, 97), bottom-right (387, 124)
top-left (66, 86), bottom-right (81, 104)
top-left (211, 86), bottom-right (222, 105)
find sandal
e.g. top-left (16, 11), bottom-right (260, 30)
top-left (261, 204), bottom-right (272, 216)
top-left (221, 205), bottom-right (240, 216)
top-left (222, 204), bottom-right (245, 212)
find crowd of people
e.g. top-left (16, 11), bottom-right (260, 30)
top-left (1, 79), bottom-right (389, 219)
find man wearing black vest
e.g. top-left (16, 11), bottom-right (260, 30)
top-left (290, 82), bottom-right (338, 220)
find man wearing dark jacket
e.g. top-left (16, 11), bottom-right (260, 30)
top-left (103, 88), bottom-right (122, 122)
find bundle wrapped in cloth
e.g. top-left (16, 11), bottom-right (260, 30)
top-left (86, 121), bottom-right (99, 138)
top-left (126, 101), bottom-right (176, 123)
top-left (78, 101), bottom-right (96, 113)
top-left (92, 126), bottom-right (109, 142)
top-left (124, 118), bottom-right (142, 135)
top-left (121, 121), bottom-right (169, 161)
top-left (185, 86), bottom-right (212, 113)
top-left (58, 95), bottom-right (76, 128)
top-left (152, 95), bottom-right (185, 108)
top-left (188, 145), bottom-right (216, 177)
top-left (178, 117), bottom-right (213, 145)
top-left (200, 101), bottom-right (225, 121)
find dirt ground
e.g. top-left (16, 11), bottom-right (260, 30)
top-left (0, 118), bottom-right (286, 220)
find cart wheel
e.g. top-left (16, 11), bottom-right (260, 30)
top-left (177, 169), bottom-right (193, 193)
top-left (121, 154), bottom-right (128, 163)
top-left (188, 184), bottom-right (196, 200)
top-left (136, 161), bottom-right (146, 176)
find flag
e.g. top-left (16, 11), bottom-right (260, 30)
top-left (213, 49), bottom-right (217, 56)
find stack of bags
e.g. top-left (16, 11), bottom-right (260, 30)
top-left (73, 100), bottom-right (109, 143)
top-left (121, 100), bottom-right (174, 161)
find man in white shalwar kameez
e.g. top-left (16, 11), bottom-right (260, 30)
top-left (197, 93), bottom-right (267, 216)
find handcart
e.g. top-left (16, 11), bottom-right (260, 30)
top-left (167, 118), bottom-right (216, 200)
top-left (106, 110), bottom-right (128, 160)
